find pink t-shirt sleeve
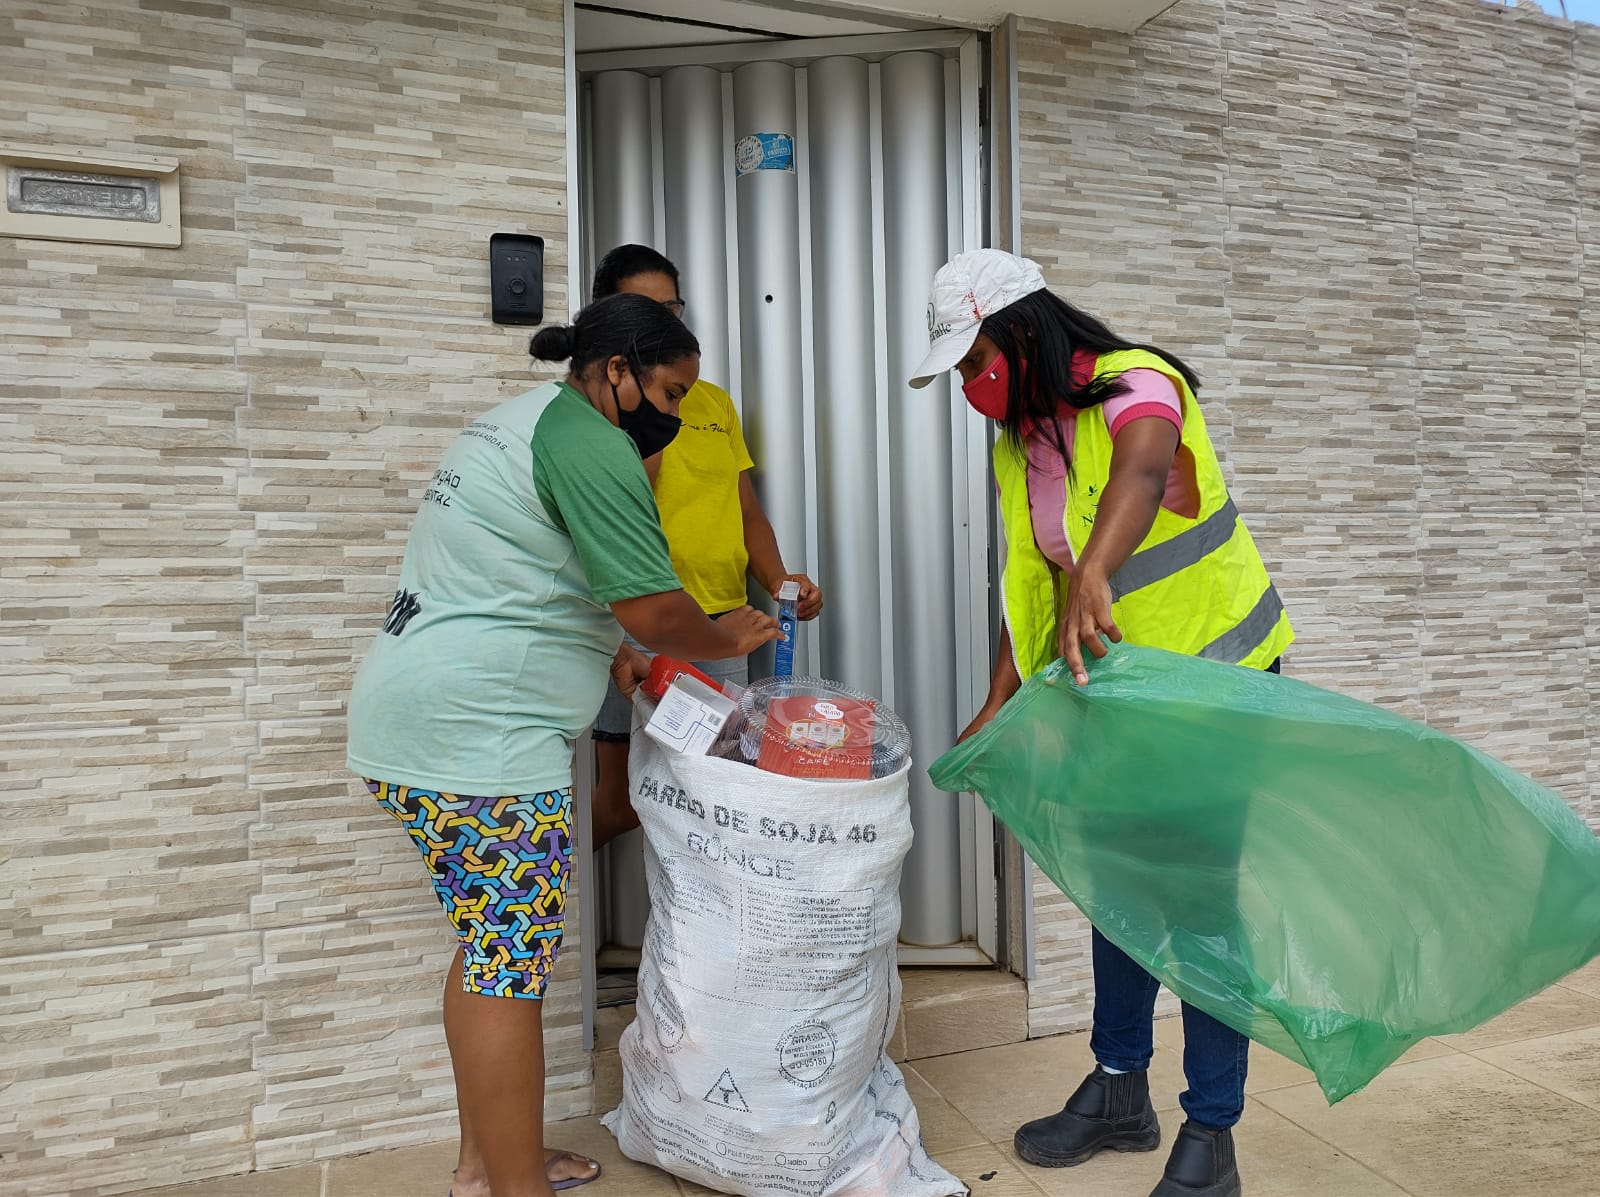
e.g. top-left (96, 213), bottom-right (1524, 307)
top-left (1021, 368), bottom-right (1194, 573)
top-left (1101, 369), bottom-right (1182, 437)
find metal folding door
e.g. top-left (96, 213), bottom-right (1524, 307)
top-left (581, 31), bottom-right (993, 956)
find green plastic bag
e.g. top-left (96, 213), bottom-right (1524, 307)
top-left (929, 644), bottom-right (1600, 1103)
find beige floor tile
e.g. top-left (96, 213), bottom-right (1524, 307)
top-left (671, 1142), bottom-right (990, 1196)
top-left (1256, 1051), bottom-right (1600, 1196)
top-left (1233, 1100), bottom-right (1408, 1196)
top-left (539, 1115), bottom-right (681, 1196)
top-left (1011, 1139), bottom-right (1165, 1197)
top-left (903, 1064), bottom-right (993, 1154)
top-left (326, 1140), bottom-right (455, 1197)
top-left (912, 1033), bottom-right (1187, 1144)
top-left (1393, 1038), bottom-right (1457, 1064)
top-left (125, 1166), bottom-right (323, 1197)
top-left (1152, 1017), bottom-right (1456, 1096)
top-left (932, 1143), bottom-right (1047, 1196)
top-left (889, 1007), bottom-right (910, 1063)
top-left (594, 1046), bottom-right (623, 1113)
top-left (1476, 1024), bottom-right (1600, 1111)
top-left (1439, 983), bottom-right (1600, 1051)
top-left (993, 1098), bottom-right (1397, 1197)
top-left (1554, 956), bottom-right (1600, 998)
top-left (672, 1143), bottom-right (990, 1196)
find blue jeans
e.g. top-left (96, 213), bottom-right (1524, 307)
top-left (1088, 928), bottom-right (1249, 1131)
top-left (1086, 656), bottom-right (1280, 1132)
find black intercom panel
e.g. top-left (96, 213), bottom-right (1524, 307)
top-left (490, 233), bottom-right (544, 325)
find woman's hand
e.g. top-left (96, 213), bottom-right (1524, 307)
top-left (610, 644), bottom-right (651, 697)
top-left (719, 604), bottom-right (785, 655)
top-left (779, 573), bottom-right (824, 621)
top-left (613, 591), bottom-right (775, 663)
top-left (1058, 563), bottom-right (1122, 686)
top-left (956, 702), bottom-right (1004, 745)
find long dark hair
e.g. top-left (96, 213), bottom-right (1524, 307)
top-left (592, 244), bottom-right (679, 300)
top-left (983, 289), bottom-right (1199, 454)
top-left (530, 293), bottom-right (699, 380)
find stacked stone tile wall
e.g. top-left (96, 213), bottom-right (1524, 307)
top-left (0, 3), bottom-right (574, 1194)
top-left (1017, 0), bottom-right (1600, 1037)
top-left (6, 0), bottom-right (1599, 1184)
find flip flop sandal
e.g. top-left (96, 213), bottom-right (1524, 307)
top-left (444, 1153), bottom-right (603, 1195)
top-left (550, 1153), bottom-right (603, 1190)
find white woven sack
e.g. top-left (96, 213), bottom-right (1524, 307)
top-left (603, 720), bottom-right (966, 1197)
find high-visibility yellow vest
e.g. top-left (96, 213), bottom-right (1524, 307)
top-left (995, 348), bottom-right (1293, 681)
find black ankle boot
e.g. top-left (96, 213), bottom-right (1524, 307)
top-left (1149, 1121), bottom-right (1242, 1196)
top-left (1013, 1065), bottom-right (1162, 1168)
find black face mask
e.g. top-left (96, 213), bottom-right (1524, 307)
top-left (613, 374), bottom-right (683, 459)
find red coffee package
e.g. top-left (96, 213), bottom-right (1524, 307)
top-left (756, 694), bottom-right (878, 780)
top-left (641, 656), bottom-right (720, 703)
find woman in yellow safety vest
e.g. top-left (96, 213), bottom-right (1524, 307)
top-left (910, 249), bottom-right (1292, 1197)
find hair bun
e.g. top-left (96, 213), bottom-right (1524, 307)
top-left (529, 324), bottom-right (577, 362)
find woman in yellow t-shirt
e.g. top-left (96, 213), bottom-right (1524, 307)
top-left (588, 245), bottom-right (824, 847)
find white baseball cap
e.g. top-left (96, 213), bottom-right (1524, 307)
top-left (908, 249), bottom-right (1048, 389)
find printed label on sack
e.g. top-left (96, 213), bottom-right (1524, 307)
top-left (655, 854), bottom-right (873, 1009)
top-left (634, 770), bottom-right (882, 851)
top-left (652, 979), bottom-right (686, 1051)
top-left (777, 1021), bottom-right (837, 1089)
top-left (704, 1068), bottom-right (752, 1113)
top-left (615, 1094), bottom-right (856, 1194)
top-left (623, 1033), bottom-right (683, 1104)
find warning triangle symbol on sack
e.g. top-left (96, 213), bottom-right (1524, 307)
top-left (703, 1068), bottom-right (751, 1112)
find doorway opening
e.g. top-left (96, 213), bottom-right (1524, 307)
top-left (571, 1), bottom-right (1005, 1032)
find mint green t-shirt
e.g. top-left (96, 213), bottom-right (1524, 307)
top-left (346, 381), bottom-right (681, 794)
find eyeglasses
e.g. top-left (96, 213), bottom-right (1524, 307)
top-left (663, 298), bottom-right (686, 318)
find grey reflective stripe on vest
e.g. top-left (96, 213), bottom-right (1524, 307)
top-left (1108, 497), bottom-right (1241, 601)
top-left (1198, 584), bottom-right (1286, 664)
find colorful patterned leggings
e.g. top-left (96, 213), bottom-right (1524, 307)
top-left (367, 780), bottom-right (572, 1000)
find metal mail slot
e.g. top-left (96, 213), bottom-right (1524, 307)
top-left (7, 167), bottom-right (162, 223)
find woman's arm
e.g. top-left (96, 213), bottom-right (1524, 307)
top-left (1058, 418), bottom-right (1180, 685)
top-left (957, 624), bottom-right (1024, 743)
top-left (739, 473), bottom-right (823, 620)
top-left (611, 590), bottom-right (781, 662)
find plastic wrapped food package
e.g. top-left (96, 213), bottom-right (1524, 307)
top-left (737, 677), bottom-right (912, 780)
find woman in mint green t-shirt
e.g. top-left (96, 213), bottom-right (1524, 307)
top-left (347, 293), bottom-right (780, 1197)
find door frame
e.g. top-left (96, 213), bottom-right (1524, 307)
top-left (566, 11), bottom-right (1009, 1049)
top-left (575, 27), bottom-right (974, 74)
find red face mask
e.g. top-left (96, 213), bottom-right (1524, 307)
top-left (962, 352), bottom-right (1016, 421)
